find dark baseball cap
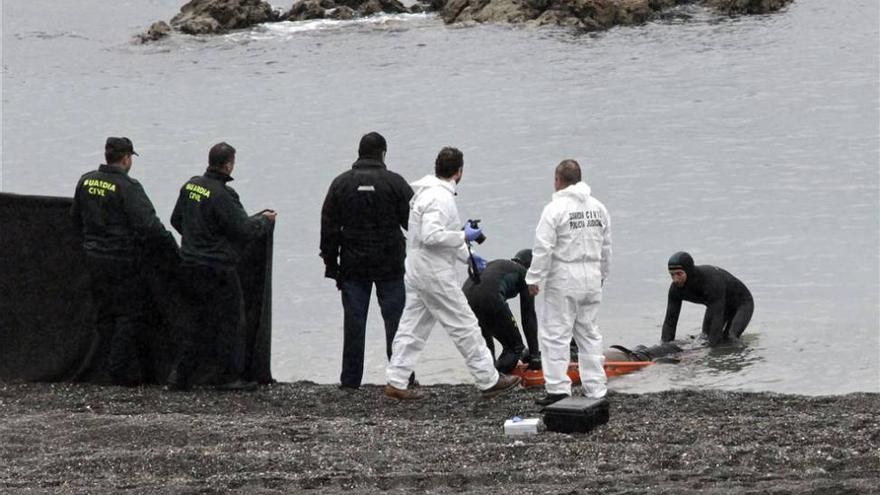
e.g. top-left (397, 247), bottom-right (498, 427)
top-left (105, 137), bottom-right (138, 156)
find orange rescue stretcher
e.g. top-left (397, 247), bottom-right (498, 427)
top-left (511, 360), bottom-right (655, 388)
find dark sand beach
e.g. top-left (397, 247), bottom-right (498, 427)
top-left (1, 382), bottom-right (877, 494)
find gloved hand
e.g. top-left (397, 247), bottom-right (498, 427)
top-left (464, 222), bottom-right (483, 243)
top-left (472, 253), bottom-right (487, 273)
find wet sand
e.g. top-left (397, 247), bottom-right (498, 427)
top-left (1, 382), bottom-right (877, 494)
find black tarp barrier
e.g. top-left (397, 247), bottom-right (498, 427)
top-left (0, 192), bottom-right (273, 385)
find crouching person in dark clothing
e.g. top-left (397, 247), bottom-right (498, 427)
top-left (463, 249), bottom-right (540, 373)
top-left (167, 142), bottom-right (277, 391)
top-left (70, 137), bottom-right (178, 386)
top-left (662, 251), bottom-right (754, 346)
top-left (320, 132), bottom-right (414, 390)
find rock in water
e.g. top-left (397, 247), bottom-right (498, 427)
top-left (170, 0), bottom-right (279, 35)
top-left (137, 21), bottom-right (172, 43)
top-left (283, 0), bottom-right (409, 21)
top-left (704, 0), bottom-right (794, 15)
top-left (440, 0), bottom-right (792, 28)
top-left (442, 0), bottom-right (675, 29)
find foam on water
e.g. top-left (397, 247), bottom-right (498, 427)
top-left (225, 13), bottom-right (433, 41)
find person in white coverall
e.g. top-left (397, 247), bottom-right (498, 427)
top-left (384, 147), bottom-right (522, 400)
top-left (526, 159), bottom-right (612, 407)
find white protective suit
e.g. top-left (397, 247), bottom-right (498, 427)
top-left (525, 181), bottom-right (612, 398)
top-left (385, 175), bottom-right (499, 390)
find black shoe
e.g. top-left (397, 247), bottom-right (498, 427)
top-left (535, 393), bottom-right (569, 406)
top-left (215, 379), bottom-right (258, 391)
top-left (496, 348), bottom-right (522, 374)
top-left (338, 384), bottom-right (360, 394)
top-left (164, 370), bottom-right (191, 391)
top-left (164, 381), bottom-right (191, 391)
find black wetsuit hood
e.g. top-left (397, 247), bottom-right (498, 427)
top-left (512, 249), bottom-right (532, 270)
top-left (668, 251), bottom-right (695, 278)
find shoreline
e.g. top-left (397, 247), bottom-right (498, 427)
top-left (2, 382), bottom-right (877, 493)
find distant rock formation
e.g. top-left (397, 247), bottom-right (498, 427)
top-left (136, 0), bottom-right (793, 42)
top-left (137, 21), bottom-right (172, 43)
top-left (282, 0), bottom-right (412, 21)
top-left (705, 0), bottom-right (793, 15)
top-left (170, 0), bottom-right (280, 34)
top-left (440, 0), bottom-right (794, 28)
top-left (137, 0), bottom-right (283, 42)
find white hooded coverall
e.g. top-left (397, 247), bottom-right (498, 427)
top-left (385, 175), bottom-right (499, 390)
top-left (525, 181), bottom-right (612, 398)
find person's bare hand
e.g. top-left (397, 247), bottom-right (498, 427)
top-left (262, 210), bottom-right (277, 222)
top-left (528, 284), bottom-right (540, 296)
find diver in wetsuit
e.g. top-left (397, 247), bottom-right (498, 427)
top-left (462, 249), bottom-right (540, 373)
top-left (662, 251), bottom-right (754, 346)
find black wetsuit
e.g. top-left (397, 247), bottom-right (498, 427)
top-left (462, 259), bottom-right (538, 373)
top-left (662, 265), bottom-right (754, 346)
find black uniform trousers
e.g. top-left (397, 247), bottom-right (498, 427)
top-left (171, 263), bottom-right (247, 386)
top-left (85, 255), bottom-right (149, 385)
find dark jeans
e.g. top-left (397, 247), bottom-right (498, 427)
top-left (85, 255), bottom-right (149, 385)
top-left (471, 300), bottom-right (525, 374)
top-left (339, 278), bottom-right (405, 388)
top-left (171, 263), bottom-right (246, 386)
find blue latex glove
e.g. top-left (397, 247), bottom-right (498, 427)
top-left (472, 253), bottom-right (487, 273)
top-left (464, 222), bottom-right (483, 243)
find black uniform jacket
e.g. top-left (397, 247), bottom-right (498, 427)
top-left (462, 259), bottom-right (538, 338)
top-left (661, 265), bottom-right (753, 342)
top-left (70, 164), bottom-right (174, 259)
top-left (171, 170), bottom-right (272, 269)
top-left (320, 158), bottom-right (413, 281)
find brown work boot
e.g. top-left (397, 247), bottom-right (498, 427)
top-left (481, 373), bottom-right (522, 399)
top-left (384, 384), bottom-right (421, 400)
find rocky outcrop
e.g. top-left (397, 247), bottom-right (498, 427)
top-left (170, 0), bottom-right (280, 35)
top-left (440, 0), bottom-right (793, 28)
top-left (282, 0), bottom-right (410, 21)
top-left (137, 0), bottom-right (281, 42)
top-left (441, 0), bottom-right (673, 29)
top-left (137, 21), bottom-right (172, 43)
top-left (705, 0), bottom-right (792, 15)
top-left (136, 0), bottom-right (792, 42)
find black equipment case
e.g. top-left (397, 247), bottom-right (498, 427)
top-left (542, 397), bottom-right (610, 433)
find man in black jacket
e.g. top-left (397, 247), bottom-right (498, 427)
top-left (462, 249), bottom-right (540, 373)
top-left (662, 251), bottom-right (754, 346)
top-left (168, 142), bottom-right (276, 391)
top-left (70, 137), bottom-right (178, 385)
top-left (320, 132), bottom-right (414, 390)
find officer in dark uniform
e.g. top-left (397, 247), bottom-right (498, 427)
top-left (462, 249), bottom-right (540, 373)
top-left (320, 132), bottom-right (414, 390)
top-left (662, 251), bottom-right (755, 346)
top-left (168, 142), bottom-right (276, 391)
top-left (70, 136), bottom-right (177, 385)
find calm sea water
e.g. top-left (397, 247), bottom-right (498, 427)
top-left (2, 0), bottom-right (877, 394)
